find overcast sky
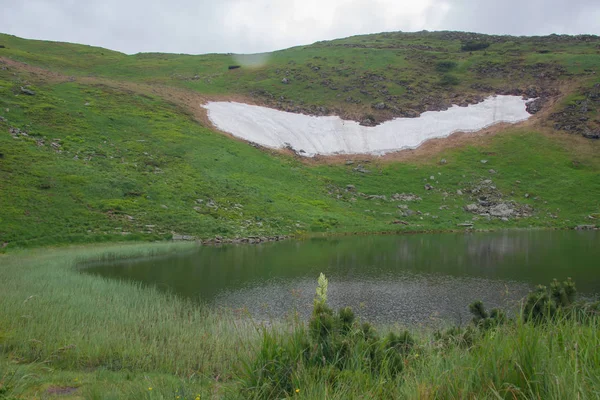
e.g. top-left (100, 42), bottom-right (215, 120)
top-left (2, 0), bottom-right (600, 55)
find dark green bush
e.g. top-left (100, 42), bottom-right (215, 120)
top-left (440, 74), bottom-right (460, 86)
top-left (461, 41), bottom-right (490, 51)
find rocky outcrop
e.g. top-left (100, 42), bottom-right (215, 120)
top-left (551, 83), bottom-right (600, 139)
top-left (463, 179), bottom-right (533, 220)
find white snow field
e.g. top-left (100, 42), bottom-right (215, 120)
top-left (204, 95), bottom-right (532, 157)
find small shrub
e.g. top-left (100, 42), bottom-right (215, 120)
top-left (440, 74), bottom-right (460, 86)
top-left (435, 61), bottom-right (457, 72)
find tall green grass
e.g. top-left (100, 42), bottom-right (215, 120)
top-left (1, 244), bottom-right (599, 399)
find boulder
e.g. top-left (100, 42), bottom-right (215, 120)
top-left (488, 203), bottom-right (514, 218)
top-left (525, 98), bottom-right (545, 114)
top-left (20, 87), bottom-right (36, 96)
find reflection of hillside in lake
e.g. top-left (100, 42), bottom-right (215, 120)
top-left (86, 230), bottom-right (599, 325)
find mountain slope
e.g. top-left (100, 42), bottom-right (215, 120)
top-left (0, 32), bottom-right (599, 248)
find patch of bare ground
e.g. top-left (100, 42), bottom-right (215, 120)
top-left (46, 386), bottom-right (79, 396)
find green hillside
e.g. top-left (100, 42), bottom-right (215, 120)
top-left (0, 31), bottom-right (599, 249)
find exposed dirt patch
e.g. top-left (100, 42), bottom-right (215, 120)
top-left (46, 386), bottom-right (79, 396)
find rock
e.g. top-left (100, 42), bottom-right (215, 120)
top-left (465, 204), bottom-right (479, 212)
top-left (345, 160), bottom-right (354, 165)
top-left (440, 159), bottom-right (447, 164)
top-left (424, 184), bottom-right (434, 191)
top-left (489, 169), bottom-right (496, 174)
top-left (281, 78), bottom-right (290, 84)
top-left (161, 204), bottom-right (168, 209)
top-left (457, 190), bottom-right (463, 195)
top-left (403, 209), bottom-right (415, 217)
top-left (353, 165), bottom-right (371, 174)
top-left (20, 87), bottom-right (36, 96)
top-left (480, 160), bottom-right (488, 164)
top-left (457, 223), bottom-right (474, 227)
top-left (430, 176), bottom-right (435, 180)
top-left (526, 98), bottom-right (545, 114)
top-left (346, 184), bottom-right (356, 191)
top-left (524, 193), bottom-right (530, 198)
top-left (372, 102), bottom-right (387, 110)
top-left (575, 225), bottom-right (596, 230)
top-left (173, 234), bottom-right (196, 241)
top-left (391, 193), bottom-right (422, 202)
top-left (488, 203), bottom-right (514, 218)
top-left (582, 128), bottom-right (600, 139)
top-left (392, 220), bottom-right (409, 225)
top-left (367, 195), bottom-right (386, 200)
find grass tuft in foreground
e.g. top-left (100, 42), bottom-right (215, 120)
top-left (240, 274), bottom-right (600, 399)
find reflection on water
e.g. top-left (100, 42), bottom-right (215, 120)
top-left (86, 230), bottom-right (599, 325)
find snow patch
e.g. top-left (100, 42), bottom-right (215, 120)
top-left (204, 95), bottom-right (532, 157)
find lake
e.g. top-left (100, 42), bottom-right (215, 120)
top-left (85, 230), bottom-right (599, 325)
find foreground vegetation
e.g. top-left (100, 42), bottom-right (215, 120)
top-left (1, 244), bottom-right (599, 399)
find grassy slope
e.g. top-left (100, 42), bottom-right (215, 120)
top-left (1, 32), bottom-right (599, 121)
top-left (1, 38), bottom-right (599, 248)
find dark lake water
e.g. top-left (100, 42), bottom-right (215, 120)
top-left (86, 230), bottom-right (600, 325)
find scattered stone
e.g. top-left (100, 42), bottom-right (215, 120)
top-left (489, 169), bottom-right (496, 174)
top-left (353, 165), bottom-right (371, 174)
top-left (346, 184), bottom-right (356, 191)
top-left (173, 234), bottom-right (196, 241)
top-left (457, 190), bottom-right (463, 195)
top-left (402, 209), bottom-right (415, 217)
top-left (281, 78), bottom-right (290, 84)
top-left (345, 160), bottom-right (354, 165)
top-left (392, 220), bottom-right (409, 225)
top-left (430, 176), bottom-right (435, 180)
top-left (480, 160), bottom-right (488, 164)
top-left (440, 159), bottom-right (447, 164)
top-left (424, 183), bottom-right (434, 190)
top-left (367, 194), bottom-right (386, 200)
top-left (457, 223), bottom-right (474, 227)
top-left (575, 225), bottom-right (596, 230)
top-left (524, 193), bottom-right (530, 198)
top-left (161, 205), bottom-right (168, 209)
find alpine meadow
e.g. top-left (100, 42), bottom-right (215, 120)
top-left (0, 30), bottom-right (599, 399)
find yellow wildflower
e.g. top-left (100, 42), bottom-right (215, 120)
top-left (148, 387), bottom-right (153, 391)
top-left (296, 388), bottom-right (300, 393)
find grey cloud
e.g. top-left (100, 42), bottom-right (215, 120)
top-left (1, 0), bottom-right (599, 55)
top-left (435, 0), bottom-right (600, 36)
